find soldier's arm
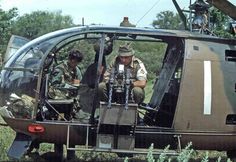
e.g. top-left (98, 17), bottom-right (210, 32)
top-left (51, 68), bottom-right (64, 86)
top-left (72, 79), bottom-right (80, 85)
top-left (103, 58), bottom-right (116, 82)
top-left (103, 70), bottom-right (111, 83)
top-left (132, 80), bottom-right (146, 88)
top-left (73, 66), bottom-right (82, 85)
top-left (134, 61), bottom-right (147, 88)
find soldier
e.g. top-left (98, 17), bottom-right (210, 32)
top-left (49, 49), bottom-right (83, 99)
top-left (120, 17), bottom-right (136, 27)
top-left (76, 38), bottom-right (113, 119)
top-left (98, 44), bottom-right (147, 104)
top-left (81, 37), bottom-right (113, 88)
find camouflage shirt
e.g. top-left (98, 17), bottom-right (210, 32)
top-left (51, 61), bottom-right (82, 87)
top-left (103, 56), bottom-right (147, 83)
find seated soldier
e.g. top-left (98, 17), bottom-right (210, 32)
top-left (77, 38), bottom-right (113, 121)
top-left (98, 44), bottom-right (147, 104)
top-left (81, 37), bottom-right (113, 88)
top-left (49, 49), bottom-right (83, 99)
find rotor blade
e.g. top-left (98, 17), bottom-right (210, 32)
top-left (206, 0), bottom-right (236, 20)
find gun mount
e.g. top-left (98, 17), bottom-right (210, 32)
top-left (107, 64), bottom-right (132, 109)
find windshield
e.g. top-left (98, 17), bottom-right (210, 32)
top-left (0, 68), bottom-right (38, 119)
top-left (0, 39), bottom-right (58, 119)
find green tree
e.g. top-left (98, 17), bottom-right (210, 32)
top-left (132, 41), bottom-right (166, 80)
top-left (152, 11), bottom-right (183, 29)
top-left (0, 7), bottom-right (18, 58)
top-left (12, 10), bottom-right (75, 40)
top-left (209, 7), bottom-right (233, 38)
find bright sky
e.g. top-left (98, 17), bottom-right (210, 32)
top-left (0, 0), bottom-right (236, 27)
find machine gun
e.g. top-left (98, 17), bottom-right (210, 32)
top-left (99, 65), bottom-right (135, 151)
top-left (107, 64), bottom-right (131, 109)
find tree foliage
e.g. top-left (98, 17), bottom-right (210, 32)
top-left (0, 8), bottom-right (75, 62)
top-left (209, 7), bottom-right (233, 38)
top-left (0, 7), bottom-right (18, 56)
top-left (131, 41), bottom-right (166, 80)
top-left (210, 8), bottom-right (230, 30)
top-left (152, 11), bottom-right (183, 29)
top-left (12, 10), bottom-right (75, 40)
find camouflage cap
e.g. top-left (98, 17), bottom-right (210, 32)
top-left (118, 44), bottom-right (134, 56)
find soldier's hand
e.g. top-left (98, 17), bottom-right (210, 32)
top-left (73, 79), bottom-right (80, 85)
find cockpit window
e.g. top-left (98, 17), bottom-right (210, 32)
top-left (0, 41), bottom-right (55, 119)
top-left (11, 48), bottom-right (42, 69)
top-left (9, 41), bottom-right (55, 69)
top-left (0, 67), bottom-right (38, 119)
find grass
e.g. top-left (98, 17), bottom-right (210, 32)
top-left (0, 116), bottom-right (15, 161)
top-left (144, 80), bottom-right (154, 103)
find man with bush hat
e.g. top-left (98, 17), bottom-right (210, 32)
top-left (98, 43), bottom-right (147, 104)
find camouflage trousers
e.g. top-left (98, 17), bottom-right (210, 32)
top-left (98, 82), bottom-right (145, 104)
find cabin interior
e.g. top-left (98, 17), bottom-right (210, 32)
top-left (0, 32), bottom-right (185, 129)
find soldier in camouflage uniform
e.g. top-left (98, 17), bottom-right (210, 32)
top-left (98, 44), bottom-right (147, 104)
top-left (49, 49), bottom-right (83, 99)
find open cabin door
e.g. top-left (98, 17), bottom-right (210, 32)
top-left (4, 35), bottom-right (30, 63)
top-left (147, 39), bottom-right (184, 127)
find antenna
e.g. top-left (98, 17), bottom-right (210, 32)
top-left (82, 17), bottom-right (84, 26)
top-left (135, 0), bottom-right (161, 26)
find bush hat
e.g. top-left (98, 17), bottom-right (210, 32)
top-left (118, 44), bottom-right (134, 56)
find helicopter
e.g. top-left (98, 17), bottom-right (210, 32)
top-left (0, 0), bottom-right (236, 161)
